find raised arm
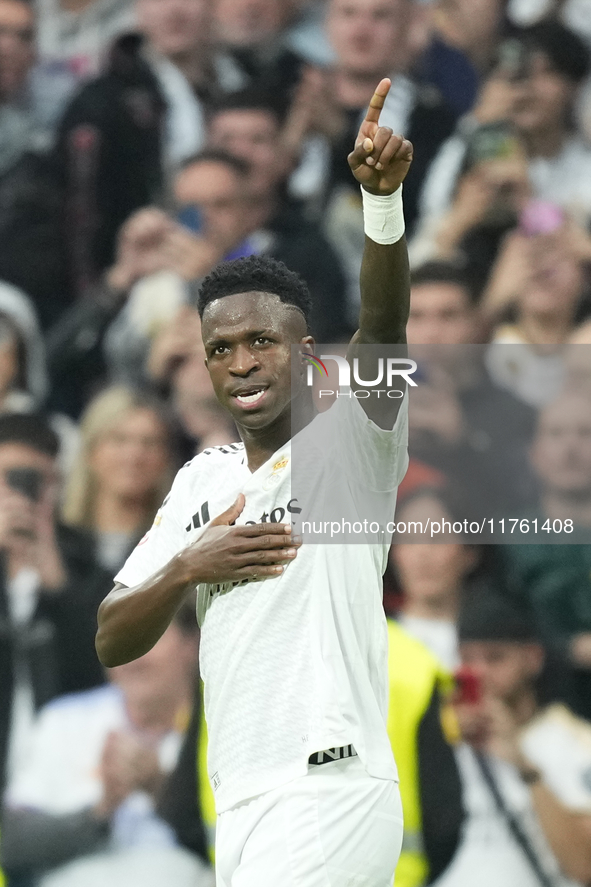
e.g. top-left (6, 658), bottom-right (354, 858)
top-left (345, 79), bottom-right (413, 427)
top-left (348, 79), bottom-right (413, 347)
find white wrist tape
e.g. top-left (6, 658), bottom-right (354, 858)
top-left (361, 185), bottom-right (405, 245)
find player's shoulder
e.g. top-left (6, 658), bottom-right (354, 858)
top-left (194, 442), bottom-right (245, 460)
top-left (175, 443), bottom-right (246, 483)
top-left (180, 442), bottom-right (245, 472)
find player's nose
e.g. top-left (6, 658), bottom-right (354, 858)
top-left (228, 344), bottom-right (261, 376)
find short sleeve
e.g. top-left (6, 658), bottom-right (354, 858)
top-left (115, 467), bottom-right (190, 588)
top-left (333, 390), bottom-right (409, 492)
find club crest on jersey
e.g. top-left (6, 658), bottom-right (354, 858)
top-left (139, 509), bottom-right (162, 544)
top-left (263, 455), bottom-right (289, 490)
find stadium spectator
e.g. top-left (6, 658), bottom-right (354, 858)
top-left (0, 0), bottom-right (70, 328)
top-left (434, 591), bottom-right (591, 887)
top-left (389, 487), bottom-right (481, 670)
top-left (528, 392), bottom-right (591, 534)
top-left (499, 391), bottom-right (591, 721)
top-left (145, 307), bottom-right (237, 454)
top-left (0, 0), bottom-right (55, 150)
top-left (206, 86), bottom-right (296, 195)
top-left (409, 122), bottom-right (531, 293)
top-left (53, 0), bottom-right (244, 298)
top-left (102, 149), bottom-right (349, 381)
top-left (35, 0), bottom-right (134, 107)
top-left (508, 0), bottom-right (591, 48)
top-left (418, 22), bottom-right (591, 229)
top-left (0, 283), bottom-right (48, 417)
top-left (1, 612), bottom-right (213, 887)
top-left (0, 282), bottom-right (78, 471)
top-left (407, 262), bottom-right (537, 520)
top-left (213, 0), bottom-right (304, 105)
top-left (484, 203), bottom-right (590, 407)
top-left (0, 413), bottom-right (111, 795)
top-left (418, 0), bottom-right (510, 116)
top-left (61, 386), bottom-right (177, 572)
top-left (206, 97), bottom-right (352, 336)
top-left (302, 0), bottom-right (455, 316)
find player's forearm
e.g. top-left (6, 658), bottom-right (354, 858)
top-left (95, 555), bottom-right (194, 667)
top-left (358, 232), bottom-right (410, 345)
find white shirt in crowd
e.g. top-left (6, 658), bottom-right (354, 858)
top-left (508, 0), bottom-right (591, 46)
top-left (397, 613), bottom-right (460, 672)
top-left (414, 133), bottom-right (591, 263)
top-left (485, 333), bottom-right (566, 409)
top-left (6, 684), bottom-right (180, 830)
top-left (117, 393), bottom-right (409, 813)
top-left (433, 704), bottom-right (591, 887)
top-left (6, 683), bottom-right (213, 887)
top-left (6, 567), bottom-right (42, 781)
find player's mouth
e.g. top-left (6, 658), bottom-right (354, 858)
top-left (231, 386), bottom-right (269, 409)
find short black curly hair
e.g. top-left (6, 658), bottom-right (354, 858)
top-left (197, 255), bottom-right (312, 327)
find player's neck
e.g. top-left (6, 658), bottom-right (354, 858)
top-left (239, 389), bottom-right (316, 473)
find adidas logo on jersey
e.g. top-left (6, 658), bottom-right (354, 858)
top-left (186, 501), bottom-right (210, 533)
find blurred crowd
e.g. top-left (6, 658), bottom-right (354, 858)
top-left (1, 0), bottom-right (591, 885)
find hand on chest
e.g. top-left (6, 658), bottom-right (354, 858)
top-left (184, 455), bottom-right (302, 542)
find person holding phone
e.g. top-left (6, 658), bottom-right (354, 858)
top-left (0, 413), bottom-right (112, 797)
top-left (433, 591), bottom-right (591, 887)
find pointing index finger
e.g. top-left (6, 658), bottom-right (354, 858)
top-left (364, 78), bottom-right (391, 126)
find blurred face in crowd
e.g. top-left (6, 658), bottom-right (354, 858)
top-left (391, 494), bottom-right (478, 603)
top-left (108, 622), bottom-right (197, 705)
top-left (509, 51), bottom-right (576, 136)
top-left (464, 153), bottom-right (530, 227)
top-left (214, 0), bottom-right (290, 48)
top-left (460, 639), bottom-right (544, 705)
top-left (208, 107), bottom-right (283, 193)
top-left (168, 309), bottom-right (232, 440)
top-left (530, 394), bottom-right (591, 500)
top-left (89, 407), bottom-right (170, 503)
top-left (437, 0), bottom-right (504, 58)
top-left (0, 0), bottom-right (35, 100)
top-left (518, 233), bottom-right (583, 321)
top-left (175, 159), bottom-right (252, 248)
top-left (136, 0), bottom-right (210, 59)
top-left (0, 441), bottom-right (57, 507)
top-left (327, 0), bottom-right (412, 77)
top-left (407, 282), bottom-right (478, 345)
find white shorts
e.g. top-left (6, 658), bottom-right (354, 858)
top-left (215, 755), bottom-right (404, 887)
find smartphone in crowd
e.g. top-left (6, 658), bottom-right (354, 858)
top-left (454, 665), bottom-right (483, 706)
top-left (5, 467), bottom-right (44, 502)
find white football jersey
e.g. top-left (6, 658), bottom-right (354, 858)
top-left (116, 393), bottom-right (409, 813)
